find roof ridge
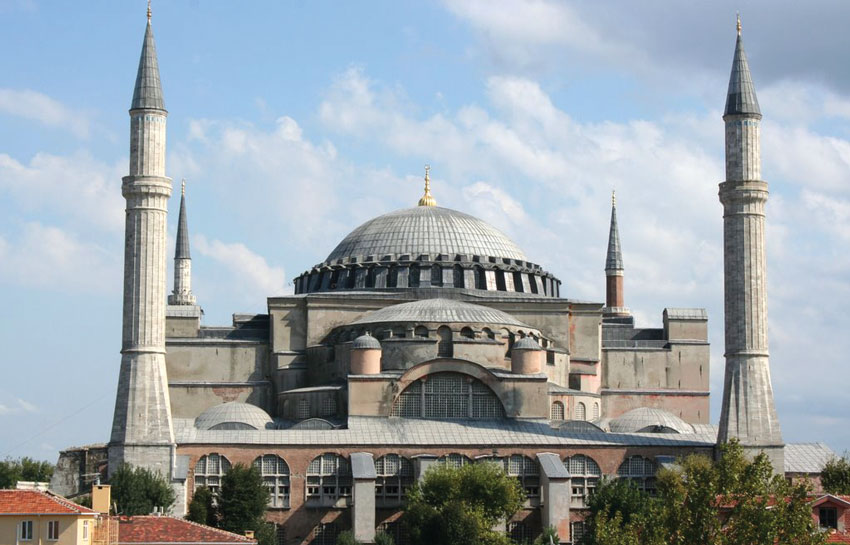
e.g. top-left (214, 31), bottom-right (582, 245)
top-left (156, 515), bottom-right (254, 541)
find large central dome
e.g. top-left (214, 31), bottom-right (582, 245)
top-left (325, 206), bottom-right (527, 264)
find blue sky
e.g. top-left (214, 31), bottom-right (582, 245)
top-left (1, 1), bottom-right (849, 462)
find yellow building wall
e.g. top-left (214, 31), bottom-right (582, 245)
top-left (0, 514), bottom-right (96, 545)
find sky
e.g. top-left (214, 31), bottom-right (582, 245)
top-left (0, 0), bottom-right (848, 463)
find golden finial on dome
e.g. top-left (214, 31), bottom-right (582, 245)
top-left (736, 12), bottom-right (741, 35)
top-left (418, 165), bottom-right (437, 207)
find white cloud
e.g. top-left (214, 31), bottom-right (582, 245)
top-left (194, 235), bottom-right (288, 302)
top-left (0, 88), bottom-right (90, 138)
top-left (0, 398), bottom-right (40, 417)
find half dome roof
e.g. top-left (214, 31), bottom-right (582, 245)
top-left (194, 402), bottom-right (274, 431)
top-left (352, 298), bottom-right (529, 328)
top-left (325, 206), bottom-right (527, 264)
top-left (609, 407), bottom-right (693, 434)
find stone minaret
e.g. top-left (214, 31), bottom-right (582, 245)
top-left (604, 191), bottom-right (628, 317)
top-left (109, 6), bottom-right (175, 477)
top-left (717, 17), bottom-right (783, 471)
top-left (168, 180), bottom-right (196, 305)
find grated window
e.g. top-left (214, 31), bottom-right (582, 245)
top-left (321, 396), bottom-right (337, 417)
top-left (391, 373), bottom-right (505, 419)
top-left (575, 402), bottom-right (586, 421)
top-left (508, 521), bottom-right (532, 544)
top-left (438, 453), bottom-right (471, 468)
top-left (306, 453), bottom-right (351, 501)
top-left (297, 398), bottom-right (310, 419)
top-left (550, 401), bottom-right (565, 421)
top-left (565, 455), bottom-right (602, 507)
top-left (253, 455), bottom-right (290, 508)
top-left (617, 455), bottom-right (657, 494)
top-left (375, 454), bottom-right (414, 503)
top-left (194, 453), bottom-right (232, 493)
top-left (504, 455), bottom-right (540, 498)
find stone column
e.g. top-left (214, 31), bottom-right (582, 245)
top-left (351, 453), bottom-right (377, 544)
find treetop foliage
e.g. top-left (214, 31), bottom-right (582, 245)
top-left (0, 457), bottom-right (54, 489)
top-left (821, 454), bottom-right (850, 495)
top-left (109, 464), bottom-right (175, 516)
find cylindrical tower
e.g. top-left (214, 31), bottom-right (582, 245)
top-left (109, 9), bottom-right (175, 477)
top-left (604, 191), bottom-right (628, 317)
top-left (169, 180), bottom-right (196, 305)
top-left (717, 17), bottom-right (783, 471)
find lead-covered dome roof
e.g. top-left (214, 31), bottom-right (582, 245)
top-left (194, 402), bottom-right (274, 431)
top-left (325, 206), bottom-right (527, 264)
top-left (352, 298), bottom-right (529, 328)
top-left (608, 407), bottom-right (694, 434)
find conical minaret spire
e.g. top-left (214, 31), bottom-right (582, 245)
top-left (604, 191), bottom-right (628, 317)
top-left (169, 180), bottom-right (196, 305)
top-left (717, 16), bottom-right (783, 472)
top-left (109, 8), bottom-right (175, 480)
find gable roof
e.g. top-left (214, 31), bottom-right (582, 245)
top-left (116, 516), bottom-right (256, 544)
top-left (0, 489), bottom-right (97, 515)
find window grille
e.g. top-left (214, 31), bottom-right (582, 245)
top-left (507, 521), bottom-right (532, 544)
top-left (565, 455), bottom-right (601, 507)
top-left (194, 453), bottom-right (232, 492)
top-left (321, 396), bottom-right (337, 417)
top-left (504, 455), bottom-right (539, 497)
top-left (571, 521), bottom-right (588, 543)
top-left (375, 454), bottom-right (414, 504)
top-left (592, 402), bottom-right (600, 420)
top-left (438, 453), bottom-right (471, 468)
top-left (275, 525), bottom-right (286, 545)
top-left (617, 455), bottom-right (657, 494)
top-left (550, 401), bottom-right (565, 421)
top-left (297, 398), bottom-right (310, 419)
top-left (575, 402), bottom-right (586, 421)
top-left (312, 523), bottom-right (340, 545)
top-left (306, 454), bottom-right (352, 501)
top-left (253, 455), bottom-right (290, 508)
top-left (391, 373), bottom-right (505, 419)
top-left (378, 520), bottom-right (410, 545)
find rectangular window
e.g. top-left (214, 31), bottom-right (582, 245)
top-left (20, 520), bottom-right (33, 540)
top-left (48, 520), bottom-right (60, 540)
top-left (820, 507), bottom-right (838, 529)
top-left (83, 520), bottom-right (90, 540)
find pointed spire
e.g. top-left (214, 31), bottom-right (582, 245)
top-left (175, 179), bottom-right (190, 259)
top-left (605, 191), bottom-right (623, 272)
top-left (131, 8), bottom-right (165, 111)
top-left (418, 165), bottom-right (437, 207)
top-left (724, 14), bottom-right (760, 117)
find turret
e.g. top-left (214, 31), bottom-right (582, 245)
top-left (350, 334), bottom-right (382, 375)
top-left (511, 337), bottom-right (543, 374)
top-left (717, 16), bottom-right (783, 472)
top-left (109, 5), bottom-right (176, 481)
top-left (169, 180), bottom-right (196, 305)
top-left (604, 192), bottom-right (629, 317)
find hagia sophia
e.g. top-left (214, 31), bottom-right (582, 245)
top-left (49, 9), bottom-right (835, 545)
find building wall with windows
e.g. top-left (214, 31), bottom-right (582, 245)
top-left (0, 490), bottom-right (97, 545)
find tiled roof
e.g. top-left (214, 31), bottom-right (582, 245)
top-left (0, 489), bottom-right (97, 515)
top-left (116, 516), bottom-right (255, 544)
top-left (784, 442), bottom-right (837, 473)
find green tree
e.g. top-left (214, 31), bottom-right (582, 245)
top-left (405, 461), bottom-right (524, 545)
top-left (821, 454), bottom-right (850, 494)
top-left (216, 464), bottom-right (270, 542)
top-left (0, 457), bottom-right (55, 488)
top-left (186, 486), bottom-right (217, 526)
top-left (109, 464), bottom-right (175, 516)
top-left (374, 531), bottom-right (396, 545)
top-left (533, 526), bottom-right (559, 545)
top-left (337, 530), bottom-right (361, 545)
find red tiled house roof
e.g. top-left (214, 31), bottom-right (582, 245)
top-left (115, 516), bottom-right (256, 544)
top-left (0, 489), bottom-right (97, 515)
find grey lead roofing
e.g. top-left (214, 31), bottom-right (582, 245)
top-left (605, 202), bottom-right (623, 271)
top-left (325, 206), bottom-right (527, 264)
top-left (724, 33), bottom-right (761, 117)
top-left (131, 21), bottom-right (165, 111)
top-left (351, 298), bottom-right (531, 328)
top-left (784, 442), bottom-right (837, 474)
top-left (175, 191), bottom-right (190, 259)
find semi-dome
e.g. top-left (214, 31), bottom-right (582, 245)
top-left (352, 298), bottom-right (529, 328)
top-left (325, 206), bottom-right (527, 264)
top-left (609, 407), bottom-right (694, 434)
top-left (194, 402), bottom-right (274, 431)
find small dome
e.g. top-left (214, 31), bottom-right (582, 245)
top-left (609, 407), bottom-right (693, 434)
top-left (352, 334), bottom-right (381, 350)
top-left (352, 298), bottom-right (529, 328)
top-left (195, 402), bottom-right (274, 431)
top-left (325, 206), bottom-right (527, 264)
top-left (513, 337), bottom-right (542, 351)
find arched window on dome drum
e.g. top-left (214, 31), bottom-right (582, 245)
top-left (474, 266), bottom-right (486, 290)
top-left (504, 455), bottom-right (540, 497)
top-left (551, 401), bottom-right (565, 421)
top-left (482, 327), bottom-right (495, 340)
top-left (453, 265), bottom-right (464, 288)
top-left (617, 455), bottom-right (657, 494)
top-left (593, 402), bottom-right (600, 420)
top-left (194, 453), bottom-right (231, 493)
top-left (437, 326), bottom-right (453, 358)
top-left (575, 402), bottom-right (586, 421)
top-left (306, 453), bottom-right (352, 502)
top-left (409, 265), bottom-right (420, 288)
top-left (375, 454), bottom-right (414, 505)
top-left (565, 455), bottom-right (602, 508)
top-left (390, 373), bottom-right (506, 419)
top-left (437, 453), bottom-right (472, 468)
top-left (253, 455), bottom-right (290, 508)
top-left (432, 264), bottom-right (442, 287)
top-left (460, 327), bottom-right (475, 339)
top-left (495, 270), bottom-right (507, 291)
top-left (415, 326), bottom-right (429, 338)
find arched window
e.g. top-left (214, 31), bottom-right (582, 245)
top-left (306, 453), bottom-right (351, 501)
top-left (375, 454), bottom-right (414, 504)
top-left (508, 521), bottom-right (532, 544)
top-left (460, 327), bottom-right (475, 339)
top-left (392, 326), bottom-right (406, 338)
top-left (474, 265), bottom-right (486, 289)
top-left (437, 453), bottom-right (472, 468)
top-left (592, 402), bottom-right (600, 420)
top-left (415, 325), bottom-right (429, 338)
top-left (297, 398), bottom-right (310, 419)
top-left (194, 453), bottom-right (231, 493)
top-left (550, 401), bottom-right (565, 421)
top-left (482, 328), bottom-right (495, 340)
top-left (564, 455), bottom-right (602, 507)
top-left (504, 455), bottom-right (539, 498)
top-left (432, 264), bottom-right (443, 287)
top-left (390, 373), bottom-right (506, 419)
top-left (575, 402), bottom-right (587, 421)
top-left (253, 455), bottom-right (290, 508)
top-left (437, 326), bottom-right (453, 357)
top-left (321, 396), bottom-right (337, 417)
top-left (617, 456), bottom-right (657, 494)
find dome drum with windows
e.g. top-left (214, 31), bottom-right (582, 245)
top-left (294, 173), bottom-right (560, 296)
